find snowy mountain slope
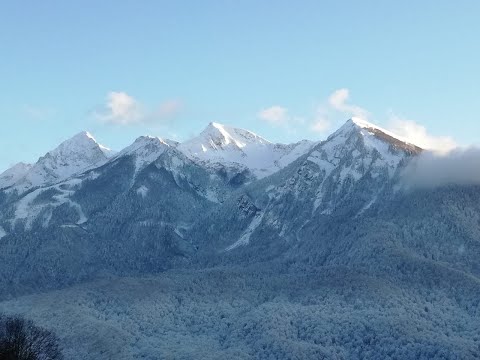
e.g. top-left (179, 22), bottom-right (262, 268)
top-left (0, 122), bottom-right (313, 198)
top-left (344, 117), bottom-right (422, 152)
top-left (302, 117), bottom-right (421, 212)
top-left (0, 118), bottom-right (424, 266)
top-left (178, 122), bottom-right (315, 178)
top-left (0, 130), bottom-right (250, 236)
top-left (0, 162), bottom-right (32, 189)
top-left (9, 177), bottom-right (90, 231)
top-left (0, 122), bottom-right (313, 234)
top-left (188, 123), bottom-right (480, 315)
top-left (0, 142), bottom-right (263, 295)
top-left (111, 135), bottom-right (178, 177)
top-left (2, 132), bottom-right (113, 193)
top-left (191, 118), bottom-right (424, 254)
top-left (0, 118), bottom-right (439, 295)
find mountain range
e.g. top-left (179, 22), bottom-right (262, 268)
top-left (0, 118), bottom-right (479, 359)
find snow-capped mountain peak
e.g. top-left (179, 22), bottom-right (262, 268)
top-left (119, 135), bottom-right (176, 154)
top-left (0, 162), bottom-right (33, 189)
top-left (314, 118), bottom-right (422, 175)
top-left (292, 118), bottom-right (424, 215)
top-left (178, 122), bottom-right (314, 178)
top-left (56, 131), bottom-right (110, 156)
top-left (187, 122), bottom-right (271, 153)
top-left (4, 131), bottom-right (113, 192)
top-left (76, 131), bottom-right (115, 157)
top-left (40, 131), bottom-right (110, 167)
top-left (114, 135), bottom-right (178, 174)
top-left (350, 116), bottom-right (387, 131)
top-left (331, 117), bottom-right (422, 155)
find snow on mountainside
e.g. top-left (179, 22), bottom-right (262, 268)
top-left (277, 117), bottom-right (423, 212)
top-left (340, 117), bottom-right (422, 155)
top-left (0, 162), bottom-right (33, 189)
top-left (0, 118), bottom-right (420, 238)
top-left (1, 135), bottom-right (178, 231)
top-left (0, 123), bottom-right (313, 194)
top-left (1, 131), bottom-right (113, 193)
top-left (112, 135), bottom-right (179, 175)
top-left (195, 118), bottom-right (424, 252)
top-left (306, 117), bottom-right (422, 184)
top-left (178, 122), bottom-right (315, 178)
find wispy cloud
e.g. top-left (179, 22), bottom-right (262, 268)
top-left (94, 92), bottom-right (182, 125)
top-left (310, 88), bottom-right (368, 134)
top-left (258, 88), bottom-right (367, 135)
top-left (258, 106), bottom-right (289, 125)
top-left (327, 88), bottom-right (370, 121)
top-left (387, 113), bottom-right (457, 153)
top-left (95, 92), bottom-right (143, 125)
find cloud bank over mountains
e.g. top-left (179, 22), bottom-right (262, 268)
top-left (402, 147), bottom-right (480, 189)
top-left (387, 114), bottom-right (457, 154)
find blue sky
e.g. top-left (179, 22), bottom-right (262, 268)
top-left (1, 0), bottom-right (479, 171)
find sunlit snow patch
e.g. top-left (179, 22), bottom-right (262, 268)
top-left (136, 185), bottom-right (149, 198)
top-left (225, 212), bottom-right (264, 251)
top-left (0, 226), bottom-right (6, 239)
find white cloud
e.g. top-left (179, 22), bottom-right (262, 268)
top-left (96, 92), bottom-right (143, 125)
top-left (257, 88), bottom-right (366, 134)
top-left (328, 88), bottom-right (370, 120)
top-left (387, 114), bottom-right (457, 153)
top-left (309, 88), bottom-right (369, 134)
top-left (95, 92), bottom-right (182, 125)
top-left (258, 106), bottom-right (289, 125)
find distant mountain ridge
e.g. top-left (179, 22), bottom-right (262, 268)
top-left (0, 123), bottom-right (316, 192)
top-left (0, 118), bottom-right (430, 288)
top-left (0, 131), bottom-right (114, 193)
top-left (1, 118), bottom-right (422, 193)
top-left (191, 117), bottom-right (424, 255)
top-left (0, 118), bottom-right (424, 239)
